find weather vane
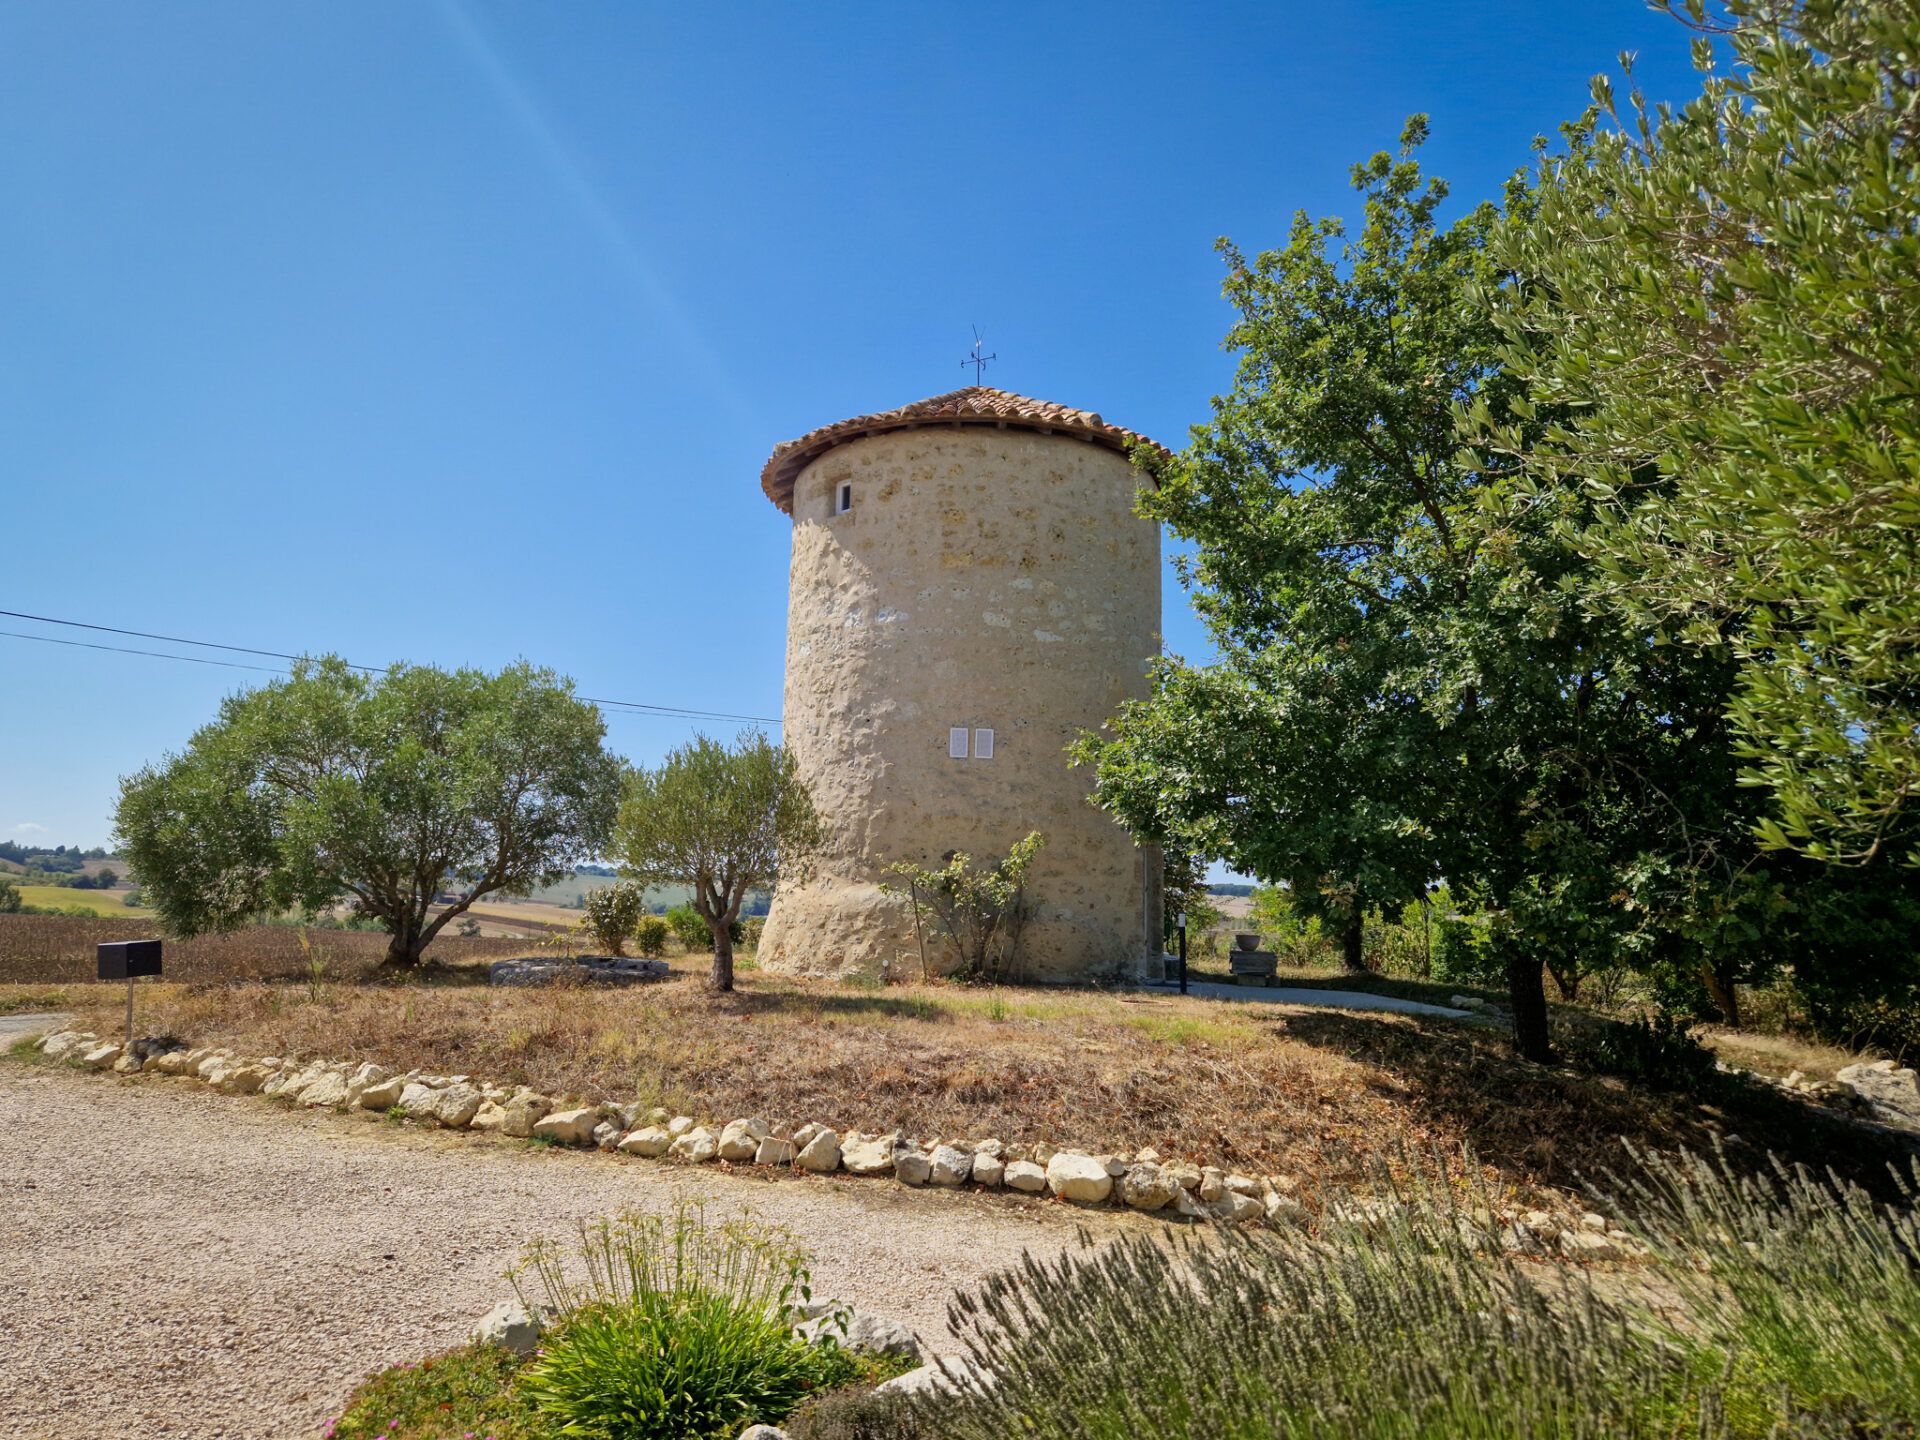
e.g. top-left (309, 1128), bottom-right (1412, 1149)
top-left (962, 326), bottom-right (996, 384)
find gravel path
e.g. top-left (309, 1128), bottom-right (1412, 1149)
top-left (0, 1053), bottom-right (1137, 1440)
top-left (1168, 982), bottom-right (1473, 1017)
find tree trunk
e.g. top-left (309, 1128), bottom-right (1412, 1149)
top-left (709, 922), bottom-right (735, 993)
top-left (1702, 959), bottom-right (1741, 1028)
top-left (1341, 908), bottom-right (1366, 974)
top-left (1507, 950), bottom-right (1552, 1064)
top-left (1547, 960), bottom-right (1581, 1002)
top-left (382, 913), bottom-right (427, 968)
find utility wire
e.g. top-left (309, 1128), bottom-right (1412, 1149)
top-left (0, 628), bottom-right (287, 674)
top-left (0, 607), bottom-right (780, 726)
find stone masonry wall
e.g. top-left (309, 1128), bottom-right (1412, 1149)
top-left (758, 427), bottom-right (1161, 981)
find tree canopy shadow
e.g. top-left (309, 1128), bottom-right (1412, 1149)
top-left (1269, 1007), bottom-right (1916, 1199)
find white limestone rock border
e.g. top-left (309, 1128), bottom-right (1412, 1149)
top-left (24, 1022), bottom-right (1634, 1248)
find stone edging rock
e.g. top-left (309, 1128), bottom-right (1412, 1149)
top-left (32, 1025), bottom-right (1293, 1228)
top-left (28, 1024), bottom-right (1636, 1256)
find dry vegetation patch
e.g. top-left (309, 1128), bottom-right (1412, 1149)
top-left (13, 947), bottom-right (1907, 1206)
top-left (0, 912), bottom-right (532, 989)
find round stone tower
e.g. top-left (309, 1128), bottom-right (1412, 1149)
top-left (756, 386), bottom-right (1167, 982)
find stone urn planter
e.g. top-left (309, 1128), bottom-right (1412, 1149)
top-left (1229, 933), bottom-right (1278, 986)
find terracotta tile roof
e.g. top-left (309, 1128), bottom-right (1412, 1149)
top-left (760, 386), bottom-right (1172, 513)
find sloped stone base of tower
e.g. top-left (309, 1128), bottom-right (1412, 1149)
top-left (759, 881), bottom-right (923, 982)
top-left (760, 878), bottom-right (1150, 984)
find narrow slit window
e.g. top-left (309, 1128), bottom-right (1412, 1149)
top-left (949, 726), bottom-right (969, 759)
top-left (973, 727), bottom-right (994, 760)
top-left (836, 483), bottom-right (853, 514)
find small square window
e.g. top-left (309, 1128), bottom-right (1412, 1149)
top-left (973, 727), bottom-right (994, 760)
top-left (835, 483), bottom-right (853, 514)
top-left (948, 726), bottom-right (969, 758)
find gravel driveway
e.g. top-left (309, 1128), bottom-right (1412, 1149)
top-left (0, 1051), bottom-right (1134, 1440)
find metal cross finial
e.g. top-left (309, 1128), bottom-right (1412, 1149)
top-left (962, 326), bottom-right (996, 385)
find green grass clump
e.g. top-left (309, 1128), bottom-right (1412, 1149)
top-left (917, 1150), bottom-right (1919, 1440)
top-left (510, 1201), bottom-right (870, 1440)
top-left (328, 1342), bottom-right (540, 1439)
top-left (517, 1294), bottom-right (847, 1439)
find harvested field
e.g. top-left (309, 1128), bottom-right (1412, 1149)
top-left (12, 958), bottom-right (1907, 1209)
top-left (5, 883), bottom-right (152, 917)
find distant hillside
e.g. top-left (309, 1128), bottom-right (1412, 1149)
top-left (506, 872), bottom-right (771, 917)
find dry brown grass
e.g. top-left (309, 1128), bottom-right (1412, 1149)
top-left (1696, 1024), bottom-right (1872, 1082)
top-left (17, 956), bottom-right (1909, 1208)
top-left (0, 913), bottom-right (532, 987)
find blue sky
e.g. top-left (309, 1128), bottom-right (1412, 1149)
top-left (0, 1), bottom-right (1702, 850)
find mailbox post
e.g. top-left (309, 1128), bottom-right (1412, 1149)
top-left (97, 940), bottom-right (163, 1048)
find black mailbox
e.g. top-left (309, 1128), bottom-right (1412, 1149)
top-left (97, 940), bottom-right (163, 981)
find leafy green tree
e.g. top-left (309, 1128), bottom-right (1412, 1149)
top-left (612, 732), bottom-right (820, 993)
top-left (115, 656), bottom-right (622, 967)
top-left (1081, 120), bottom-right (1494, 987)
top-left (0, 877), bottom-right (19, 914)
top-left (1083, 120), bottom-right (1764, 1060)
top-left (1488, 0), bottom-right (1920, 867)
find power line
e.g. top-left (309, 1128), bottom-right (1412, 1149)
top-left (0, 609), bottom-right (297, 664)
top-left (0, 607), bottom-right (780, 726)
top-left (0, 628), bottom-right (287, 674)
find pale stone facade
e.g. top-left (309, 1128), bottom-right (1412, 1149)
top-left (756, 389), bottom-right (1165, 982)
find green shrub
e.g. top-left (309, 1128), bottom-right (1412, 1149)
top-left (632, 915), bottom-right (669, 958)
top-left (583, 880), bottom-right (648, 956)
top-left (740, 915), bottom-right (766, 952)
top-left (1432, 915), bottom-right (1502, 987)
top-left (1243, 885), bottom-right (1320, 967)
top-left (665, 903), bottom-right (741, 951)
top-left (511, 1201), bottom-right (857, 1440)
top-left (1574, 1013), bottom-right (1718, 1093)
top-left (665, 903), bottom-right (707, 949)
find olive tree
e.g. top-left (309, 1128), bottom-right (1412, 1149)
top-left (115, 656), bottom-right (623, 966)
top-left (1488, 0), bottom-right (1920, 866)
top-left (611, 731), bottom-right (820, 993)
